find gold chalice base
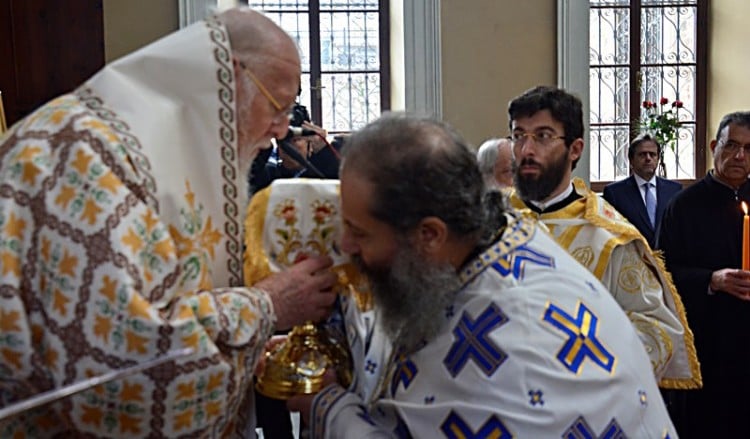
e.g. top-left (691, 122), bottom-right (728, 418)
top-left (256, 322), bottom-right (349, 400)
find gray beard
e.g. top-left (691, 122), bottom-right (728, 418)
top-left (352, 245), bottom-right (461, 353)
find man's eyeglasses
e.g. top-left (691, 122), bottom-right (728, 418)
top-left (719, 139), bottom-right (750, 155)
top-left (510, 131), bottom-right (566, 147)
top-left (237, 60), bottom-right (294, 122)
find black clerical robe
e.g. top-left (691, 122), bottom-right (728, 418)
top-left (656, 171), bottom-right (750, 438)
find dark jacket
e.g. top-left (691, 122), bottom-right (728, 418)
top-left (603, 175), bottom-right (682, 248)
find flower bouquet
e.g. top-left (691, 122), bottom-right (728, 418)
top-left (640, 97), bottom-right (684, 155)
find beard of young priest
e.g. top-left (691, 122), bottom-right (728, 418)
top-left (513, 142), bottom-right (569, 202)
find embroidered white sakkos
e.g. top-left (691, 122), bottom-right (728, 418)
top-left (311, 213), bottom-right (677, 438)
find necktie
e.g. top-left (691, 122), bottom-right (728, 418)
top-left (643, 182), bottom-right (656, 227)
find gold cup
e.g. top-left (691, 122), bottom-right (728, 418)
top-left (255, 265), bottom-right (367, 400)
top-left (255, 321), bottom-right (352, 400)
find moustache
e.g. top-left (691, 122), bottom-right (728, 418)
top-left (520, 157), bottom-right (541, 167)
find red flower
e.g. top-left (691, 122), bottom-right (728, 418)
top-left (314, 205), bottom-right (333, 223)
top-left (639, 97), bottom-right (683, 154)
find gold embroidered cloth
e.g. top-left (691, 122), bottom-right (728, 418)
top-left (244, 178), bottom-right (371, 311)
top-left (0, 18), bottom-right (276, 437)
top-left (508, 178), bottom-right (701, 389)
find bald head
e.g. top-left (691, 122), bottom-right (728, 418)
top-left (218, 8), bottom-right (300, 68)
top-left (217, 8), bottom-right (302, 177)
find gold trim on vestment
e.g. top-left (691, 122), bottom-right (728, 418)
top-left (244, 185), bottom-right (273, 285)
top-left (506, 178), bottom-right (702, 389)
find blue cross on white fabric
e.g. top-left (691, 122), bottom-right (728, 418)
top-left (443, 303), bottom-right (508, 378)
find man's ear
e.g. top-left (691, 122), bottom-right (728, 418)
top-left (709, 139), bottom-right (718, 155)
top-left (568, 138), bottom-right (584, 162)
top-left (414, 216), bottom-right (448, 256)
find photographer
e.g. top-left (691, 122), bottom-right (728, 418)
top-left (249, 102), bottom-right (342, 195)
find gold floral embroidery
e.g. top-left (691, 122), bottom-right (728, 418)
top-left (272, 199), bottom-right (302, 265)
top-left (52, 146), bottom-right (121, 225)
top-left (82, 119), bottom-right (121, 143)
top-left (169, 181), bottom-right (222, 289)
top-left (307, 199), bottom-right (338, 256)
top-left (80, 197), bottom-right (103, 225)
top-left (37, 241), bottom-right (78, 317)
top-left (24, 95), bottom-right (76, 127)
top-left (14, 145), bottom-right (42, 162)
top-left (0, 309), bottom-right (21, 331)
top-left (15, 150), bottom-right (43, 186)
top-left (79, 373), bottom-right (146, 435)
top-left (271, 197), bottom-right (340, 265)
top-left (0, 252), bottom-right (20, 277)
top-left (29, 322), bottom-right (61, 371)
top-left (71, 149), bottom-right (93, 175)
top-left (54, 185), bottom-right (76, 209)
top-left (121, 228), bottom-right (144, 254)
top-left (0, 309), bottom-right (23, 369)
top-left (4, 212), bottom-right (26, 239)
top-left (7, 145), bottom-right (45, 186)
top-left (169, 180), bottom-right (223, 289)
top-left (91, 275), bottom-right (154, 354)
top-left (172, 372), bottom-right (226, 431)
top-left (98, 171), bottom-right (121, 194)
top-left (122, 210), bottom-right (174, 283)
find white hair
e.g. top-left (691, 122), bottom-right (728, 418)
top-left (477, 138), bottom-right (502, 188)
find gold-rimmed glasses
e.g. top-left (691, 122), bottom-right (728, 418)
top-left (511, 130), bottom-right (566, 147)
top-left (237, 60), bottom-right (294, 123)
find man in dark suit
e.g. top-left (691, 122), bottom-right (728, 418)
top-left (603, 133), bottom-right (682, 248)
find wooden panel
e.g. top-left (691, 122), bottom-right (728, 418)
top-left (0, 0), bottom-right (18, 126)
top-left (0, 0), bottom-right (104, 125)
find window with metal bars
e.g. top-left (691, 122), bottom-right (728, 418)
top-left (588, 0), bottom-right (707, 190)
top-left (248, 0), bottom-right (390, 133)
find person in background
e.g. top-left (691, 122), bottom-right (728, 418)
top-left (249, 103), bottom-right (342, 196)
top-left (477, 137), bottom-right (514, 188)
top-left (657, 111), bottom-right (750, 438)
top-left (287, 112), bottom-right (676, 437)
top-left (505, 85), bottom-right (700, 390)
top-left (0, 7), bottom-right (337, 437)
top-left (247, 100), bottom-right (343, 439)
top-left (603, 133), bottom-right (682, 248)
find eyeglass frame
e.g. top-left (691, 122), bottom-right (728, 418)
top-left (510, 130), bottom-right (567, 147)
top-left (718, 138), bottom-right (750, 156)
top-left (236, 59), bottom-right (295, 123)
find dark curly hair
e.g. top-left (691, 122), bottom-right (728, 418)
top-left (508, 85), bottom-right (584, 170)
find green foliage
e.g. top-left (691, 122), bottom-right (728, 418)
top-left (640, 97), bottom-right (684, 154)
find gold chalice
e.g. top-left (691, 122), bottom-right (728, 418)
top-left (255, 265), bottom-right (365, 399)
top-left (255, 321), bottom-right (352, 399)
top-left (243, 179), bottom-right (370, 399)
